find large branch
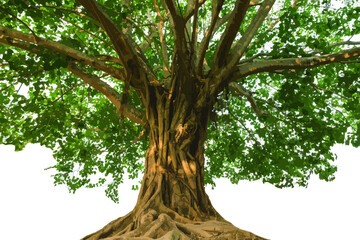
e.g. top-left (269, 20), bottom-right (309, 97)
top-left (0, 26), bottom-right (125, 81)
top-left (76, 0), bottom-right (158, 87)
top-left (196, 0), bottom-right (225, 75)
top-left (162, 0), bottom-right (189, 63)
top-left (184, 0), bottom-right (206, 22)
top-left (163, 0), bottom-right (184, 22)
top-left (212, 0), bottom-right (250, 70)
top-left (0, 36), bottom-right (39, 54)
top-left (208, 0), bottom-right (275, 98)
top-left (152, 0), bottom-right (170, 79)
top-left (67, 63), bottom-right (147, 126)
top-left (0, 36), bottom-right (147, 125)
top-left (226, 0), bottom-right (275, 68)
top-left (235, 47), bottom-right (360, 78)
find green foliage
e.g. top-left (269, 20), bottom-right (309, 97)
top-left (1, 0), bottom-right (359, 202)
top-left (204, 0), bottom-right (360, 188)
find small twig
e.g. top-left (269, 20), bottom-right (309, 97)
top-left (238, 52), bottom-right (269, 65)
top-left (331, 40), bottom-right (360, 47)
top-left (0, 6), bottom-right (39, 43)
top-left (44, 165), bottom-right (56, 170)
top-left (339, 60), bottom-right (360, 64)
top-left (40, 5), bottom-right (97, 23)
top-left (0, 69), bottom-right (44, 81)
top-left (51, 83), bottom-right (86, 104)
top-left (94, 55), bottom-right (123, 65)
top-left (0, 81), bottom-right (18, 93)
top-left (57, 75), bottom-right (64, 102)
top-left (228, 107), bottom-right (261, 147)
top-left (32, 5), bottom-right (114, 50)
top-left (228, 82), bottom-right (268, 117)
top-left (253, 97), bottom-right (298, 128)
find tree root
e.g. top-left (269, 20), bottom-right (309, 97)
top-left (82, 210), bottom-right (268, 240)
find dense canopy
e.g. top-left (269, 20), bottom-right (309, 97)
top-left (0, 0), bottom-right (359, 207)
top-left (2, 0), bottom-right (360, 239)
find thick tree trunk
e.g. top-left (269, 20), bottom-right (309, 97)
top-left (82, 82), bottom-right (267, 239)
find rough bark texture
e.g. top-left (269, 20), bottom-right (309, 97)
top-left (81, 80), bottom-right (268, 240)
top-left (81, 129), bottom-right (269, 239)
top-left (1, 0), bottom-right (360, 239)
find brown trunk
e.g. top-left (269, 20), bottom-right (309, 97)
top-left (132, 90), bottom-right (221, 222)
top-left (82, 80), bottom-right (267, 239)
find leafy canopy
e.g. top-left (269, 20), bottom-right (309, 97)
top-left (0, 0), bottom-right (359, 202)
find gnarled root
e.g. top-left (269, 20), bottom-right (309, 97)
top-left (82, 209), bottom-right (268, 240)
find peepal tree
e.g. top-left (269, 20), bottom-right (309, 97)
top-left (1, 0), bottom-right (360, 239)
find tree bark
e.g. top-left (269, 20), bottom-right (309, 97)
top-left (81, 84), bottom-right (267, 240)
top-left (135, 94), bottom-right (219, 223)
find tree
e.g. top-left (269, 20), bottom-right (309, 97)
top-left (0, 0), bottom-right (359, 239)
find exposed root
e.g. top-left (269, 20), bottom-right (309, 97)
top-left (82, 210), bottom-right (268, 240)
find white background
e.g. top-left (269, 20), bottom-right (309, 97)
top-left (0, 143), bottom-right (359, 240)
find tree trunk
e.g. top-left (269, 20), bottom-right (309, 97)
top-left (82, 83), bottom-right (267, 239)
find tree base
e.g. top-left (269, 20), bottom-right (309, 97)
top-left (81, 210), bottom-right (268, 240)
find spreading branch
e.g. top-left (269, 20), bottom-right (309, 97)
top-left (0, 36), bottom-right (39, 54)
top-left (0, 63), bottom-right (9, 67)
top-left (228, 82), bottom-right (268, 117)
top-left (67, 62), bottom-right (147, 126)
top-left (0, 26), bottom-right (126, 81)
top-left (162, 0), bottom-right (189, 64)
top-left (190, 1), bottom-right (199, 57)
top-left (30, 4), bottom-right (115, 50)
top-left (212, 0), bottom-right (250, 70)
top-left (235, 47), bottom-right (360, 78)
top-left (76, 0), bottom-right (159, 88)
top-left (196, 0), bottom-right (225, 75)
top-left (207, 0), bottom-right (275, 100)
top-left (225, 0), bottom-right (276, 70)
top-left (0, 6), bottom-right (40, 43)
top-left (0, 34), bottom-right (146, 126)
top-left (164, 0), bottom-right (184, 22)
top-left (40, 5), bottom-right (98, 24)
top-left (184, 0), bottom-right (206, 22)
top-left (152, 0), bottom-right (170, 78)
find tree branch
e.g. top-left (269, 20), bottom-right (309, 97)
top-left (207, 0), bottom-right (275, 100)
top-left (67, 62), bottom-right (147, 126)
top-left (76, 0), bottom-right (159, 88)
top-left (228, 82), bottom-right (268, 117)
top-left (331, 40), bottom-right (360, 47)
top-left (225, 0), bottom-right (276, 70)
top-left (0, 36), bottom-right (39, 54)
top-left (235, 47), bottom-right (360, 78)
top-left (0, 6), bottom-right (40, 43)
top-left (184, 0), bottom-right (206, 22)
top-left (0, 26), bottom-right (126, 81)
top-left (0, 34), bottom-right (147, 126)
top-left (76, 0), bottom-right (133, 65)
top-left (237, 52), bottom-right (269, 64)
top-left (162, 0), bottom-right (189, 63)
top-left (31, 4), bottom-right (114, 50)
top-left (190, 0), bottom-right (199, 59)
top-left (152, 0), bottom-right (170, 79)
top-left (0, 63), bottom-right (9, 67)
top-left (164, 0), bottom-right (184, 22)
top-left (196, 0), bottom-right (225, 75)
top-left (212, 0), bottom-right (250, 70)
top-left (40, 5), bottom-right (98, 24)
